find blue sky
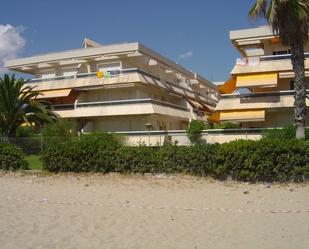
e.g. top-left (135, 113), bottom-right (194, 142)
top-left (1, 0), bottom-right (265, 81)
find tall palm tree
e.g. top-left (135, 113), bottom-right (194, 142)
top-left (250, 0), bottom-right (309, 139)
top-left (0, 74), bottom-right (58, 138)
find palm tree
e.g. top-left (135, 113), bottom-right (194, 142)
top-left (249, 0), bottom-right (309, 139)
top-left (0, 74), bottom-right (58, 139)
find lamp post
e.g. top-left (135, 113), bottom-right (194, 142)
top-left (145, 123), bottom-right (153, 146)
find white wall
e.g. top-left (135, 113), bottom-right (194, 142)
top-left (115, 130), bottom-right (262, 146)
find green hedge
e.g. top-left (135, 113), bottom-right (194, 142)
top-left (262, 125), bottom-right (309, 140)
top-left (42, 137), bottom-right (309, 182)
top-left (0, 143), bottom-right (29, 170)
top-left (41, 132), bottom-right (124, 173)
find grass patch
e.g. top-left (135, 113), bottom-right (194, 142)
top-left (26, 155), bottom-right (42, 170)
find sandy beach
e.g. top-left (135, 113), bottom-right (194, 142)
top-left (0, 172), bottom-right (309, 249)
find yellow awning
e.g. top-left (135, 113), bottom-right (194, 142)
top-left (218, 77), bottom-right (236, 94)
top-left (37, 89), bottom-right (72, 99)
top-left (236, 73), bottom-right (278, 88)
top-left (220, 110), bottom-right (265, 122)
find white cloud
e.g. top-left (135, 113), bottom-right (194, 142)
top-left (178, 50), bottom-right (193, 59)
top-left (0, 24), bottom-right (26, 72)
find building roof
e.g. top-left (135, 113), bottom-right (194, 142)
top-left (5, 41), bottom-right (216, 88)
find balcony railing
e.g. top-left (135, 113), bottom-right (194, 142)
top-left (236, 52), bottom-right (309, 66)
top-left (221, 90), bottom-right (309, 99)
top-left (53, 98), bottom-right (189, 111)
top-left (28, 67), bottom-right (216, 107)
top-left (29, 68), bottom-right (135, 83)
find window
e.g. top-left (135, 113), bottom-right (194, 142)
top-left (62, 67), bottom-right (78, 77)
top-left (97, 62), bottom-right (121, 72)
top-left (40, 70), bottom-right (55, 79)
top-left (290, 81), bottom-right (294, 90)
top-left (272, 49), bottom-right (291, 55)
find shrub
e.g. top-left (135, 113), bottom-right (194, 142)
top-left (42, 132), bottom-right (124, 172)
top-left (42, 119), bottom-right (77, 137)
top-left (41, 135), bottom-right (309, 182)
top-left (157, 144), bottom-right (218, 175)
top-left (262, 125), bottom-right (309, 140)
top-left (16, 126), bottom-right (38, 137)
top-left (212, 122), bottom-right (240, 129)
top-left (214, 139), bottom-right (309, 181)
top-left (186, 120), bottom-right (205, 144)
top-left (0, 142), bottom-right (29, 170)
top-left (261, 125), bottom-right (296, 140)
top-left (114, 146), bottom-right (159, 173)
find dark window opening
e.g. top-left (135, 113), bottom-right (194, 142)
top-left (273, 49), bottom-right (291, 55)
top-left (290, 81), bottom-right (294, 90)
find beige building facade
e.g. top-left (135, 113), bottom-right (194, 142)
top-left (6, 39), bottom-right (218, 132)
top-left (212, 26), bottom-right (309, 128)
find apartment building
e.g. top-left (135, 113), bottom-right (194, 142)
top-left (211, 26), bottom-right (309, 128)
top-left (6, 39), bottom-right (218, 132)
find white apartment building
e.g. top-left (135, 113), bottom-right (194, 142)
top-left (212, 26), bottom-right (309, 127)
top-left (6, 39), bottom-right (218, 132)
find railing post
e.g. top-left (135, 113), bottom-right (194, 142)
top-left (40, 134), bottom-right (43, 152)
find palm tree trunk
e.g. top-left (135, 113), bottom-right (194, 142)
top-left (291, 40), bottom-right (307, 139)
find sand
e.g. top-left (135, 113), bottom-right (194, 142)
top-left (0, 172), bottom-right (309, 249)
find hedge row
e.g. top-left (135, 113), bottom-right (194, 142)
top-left (41, 134), bottom-right (309, 182)
top-left (0, 142), bottom-right (29, 170)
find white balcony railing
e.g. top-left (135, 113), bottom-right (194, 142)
top-left (53, 98), bottom-right (189, 112)
top-left (236, 52), bottom-right (309, 66)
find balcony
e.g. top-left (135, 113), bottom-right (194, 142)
top-left (53, 98), bottom-right (192, 119)
top-left (232, 53), bottom-right (309, 74)
top-left (26, 68), bottom-right (216, 107)
top-left (216, 90), bottom-right (309, 111)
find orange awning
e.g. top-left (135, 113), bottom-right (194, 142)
top-left (218, 77), bottom-right (236, 94)
top-left (208, 112), bottom-right (220, 123)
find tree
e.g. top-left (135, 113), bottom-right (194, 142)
top-left (186, 120), bottom-right (205, 144)
top-left (0, 74), bottom-right (58, 138)
top-left (249, 0), bottom-right (309, 139)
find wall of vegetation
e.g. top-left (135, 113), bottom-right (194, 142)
top-left (41, 132), bottom-right (309, 182)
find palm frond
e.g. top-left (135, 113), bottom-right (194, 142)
top-left (249, 0), bottom-right (267, 19)
top-left (0, 74), bottom-right (58, 137)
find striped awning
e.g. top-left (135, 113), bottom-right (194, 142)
top-left (36, 89), bottom-right (72, 99)
top-left (236, 73), bottom-right (278, 88)
top-left (220, 110), bottom-right (265, 122)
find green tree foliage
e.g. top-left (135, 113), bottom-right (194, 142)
top-left (0, 74), bottom-right (58, 138)
top-left (42, 119), bottom-right (77, 137)
top-left (186, 120), bottom-right (205, 144)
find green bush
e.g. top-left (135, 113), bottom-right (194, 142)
top-left (214, 139), bottom-right (309, 181)
top-left (42, 132), bottom-right (124, 172)
top-left (262, 125), bottom-right (309, 140)
top-left (42, 119), bottom-right (77, 137)
top-left (114, 146), bottom-right (159, 173)
top-left (16, 126), bottom-right (38, 137)
top-left (186, 120), bottom-right (205, 144)
top-left (42, 136), bottom-right (309, 182)
top-left (0, 143), bottom-right (29, 170)
top-left (212, 122), bottom-right (240, 129)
